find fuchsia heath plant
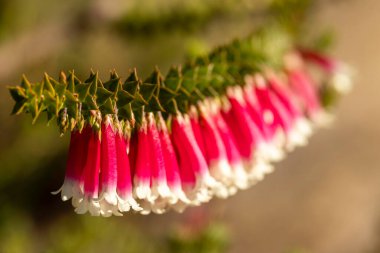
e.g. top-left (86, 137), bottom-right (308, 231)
top-left (7, 26), bottom-right (353, 217)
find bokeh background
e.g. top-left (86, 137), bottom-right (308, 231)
top-left (0, 0), bottom-right (379, 252)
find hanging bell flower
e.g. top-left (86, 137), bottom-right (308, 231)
top-left (298, 48), bottom-right (354, 94)
top-left (74, 127), bottom-right (102, 216)
top-left (114, 124), bottom-right (141, 213)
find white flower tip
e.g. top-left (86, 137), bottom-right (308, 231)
top-left (157, 183), bottom-right (172, 198)
top-left (150, 200), bottom-right (168, 214)
top-left (312, 110), bottom-right (335, 128)
top-left (75, 198), bottom-right (101, 216)
top-left (51, 187), bottom-right (62, 196)
top-left (287, 129), bottom-right (308, 149)
top-left (171, 187), bottom-right (191, 204)
top-left (295, 118), bottom-right (313, 137)
top-left (258, 143), bottom-right (284, 162)
top-left (331, 72), bottom-right (353, 95)
top-left (101, 191), bottom-right (118, 206)
top-left (228, 186), bottom-right (238, 196)
top-left (212, 182), bottom-right (230, 199)
top-left (134, 184), bottom-right (151, 200)
top-left (209, 159), bottom-right (233, 184)
top-left (171, 201), bottom-right (188, 213)
top-left (117, 201), bottom-right (131, 212)
top-left (117, 195), bottom-right (142, 212)
top-left (231, 163), bottom-right (250, 190)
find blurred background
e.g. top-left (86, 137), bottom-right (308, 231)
top-left (0, 0), bottom-right (379, 252)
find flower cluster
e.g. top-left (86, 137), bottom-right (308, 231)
top-left (52, 51), bottom-right (352, 216)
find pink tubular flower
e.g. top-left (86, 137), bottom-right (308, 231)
top-left (267, 72), bottom-right (312, 149)
top-left (157, 113), bottom-right (190, 212)
top-left (128, 129), bottom-right (138, 177)
top-left (242, 82), bottom-right (284, 162)
top-left (253, 74), bottom-right (308, 152)
top-left (213, 110), bottom-right (249, 190)
top-left (223, 88), bottom-right (273, 183)
top-left (52, 126), bottom-right (91, 206)
top-left (99, 119), bottom-right (120, 217)
top-left (285, 53), bottom-right (332, 125)
top-left (241, 85), bottom-right (267, 137)
top-left (225, 87), bottom-right (265, 161)
top-left (132, 119), bottom-right (152, 202)
top-left (115, 130), bottom-right (141, 213)
top-left (144, 113), bottom-right (172, 214)
top-left (171, 114), bottom-right (223, 203)
top-left (75, 128), bottom-right (101, 216)
top-left (298, 48), bottom-right (353, 94)
top-left (198, 101), bottom-right (233, 197)
top-left (189, 106), bottom-right (206, 158)
top-left (253, 76), bottom-right (288, 148)
top-left (298, 48), bottom-right (338, 73)
top-left (288, 69), bottom-right (321, 116)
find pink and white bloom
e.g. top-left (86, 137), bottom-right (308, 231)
top-left (75, 128), bottom-right (101, 216)
top-left (98, 118), bottom-right (121, 217)
top-left (171, 114), bottom-right (225, 203)
top-left (144, 112), bottom-right (172, 214)
top-left (189, 106), bottom-right (206, 158)
top-left (52, 126), bottom-right (91, 207)
top-left (298, 48), bottom-right (353, 94)
top-left (198, 101), bottom-right (233, 197)
top-left (223, 87), bottom-right (274, 182)
top-left (115, 129), bottom-right (141, 213)
top-left (285, 53), bottom-right (333, 126)
top-left (253, 75), bottom-right (289, 149)
top-left (224, 87), bottom-right (263, 161)
top-left (157, 113), bottom-right (190, 212)
top-left (132, 118), bottom-right (152, 202)
top-left (267, 72), bottom-right (312, 149)
top-left (252, 74), bottom-right (308, 151)
top-left (213, 109), bottom-right (250, 190)
top-left (242, 80), bottom-right (285, 161)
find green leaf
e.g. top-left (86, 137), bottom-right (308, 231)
top-left (85, 95), bottom-right (98, 110)
top-left (33, 82), bottom-right (44, 98)
top-left (123, 72), bottom-right (140, 95)
top-left (99, 98), bottom-right (115, 114)
top-left (11, 100), bottom-right (27, 115)
top-left (139, 83), bottom-right (157, 102)
top-left (144, 68), bottom-right (161, 86)
top-left (103, 77), bottom-right (120, 92)
top-left (8, 86), bottom-right (26, 102)
top-left (117, 89), bottom-right (134, 107)
top-left (76, 83), bottom-right (91, 102)
top-left (132, 106), bottom-right (144, 127)
top-left (67, 71), bottom-right (76, 93)
top-left (20, 75), bottom-right (32, 89)
top-left (181, 66), bottom-right (198, 93)
top-left (164, 99), bottom-right (179, 114)
top-left (28, 97), bottom-right (41, 124)
top-left (132, 92), bottom-right (148, 107)
top-left (146, 95), bottom-right (165, 112)
top-left (55, 83), bottom-right (66, 99)
top-left (59, 71), bottom-right (67, 85)
top-left (158, 86), bottom-right (177, 103)
top-left (44, 73), bottom-right (56, 95)
top-left (165, 67), bottom-right (182, 91)
top-left (118, 103), bottom-right (133, 121)
top-left (96, 87), bottom-right (114, 106)
top-left (43, 90), bottom-right (58, 116)
top-left (88, 73), bottom-right (98, 96)
top-left (64, 90), bottom-right (78, 103)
